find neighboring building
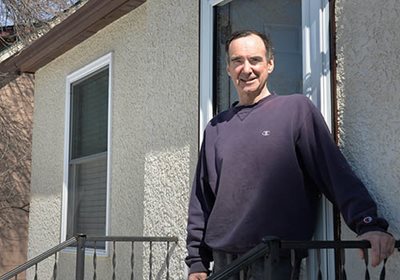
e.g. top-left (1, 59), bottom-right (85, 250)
top-left (0, 0), bottom-right (399, 279)
top-left (0, 26), bottom-right (17, 53)
top-left (0, 73), bottom-right (33, 279)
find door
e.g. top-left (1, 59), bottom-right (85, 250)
top-left (200, 0), bottom-right (334, 279)
top-left (214, 0), bottom-right (303, 113)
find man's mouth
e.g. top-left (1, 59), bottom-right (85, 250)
top-left (240, 77), bottom-right (256, 83)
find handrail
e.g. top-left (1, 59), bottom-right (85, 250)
top-left (280, 239), bottom-right (400, 250)
top-left (0, 235), bottom-right (179, 280)
top-left (0, 236), bottom-right (77, 280)
top-left (86, 236), bottom-right (179, 242)
top-left (207, 237), bottom-right (277, 280)
top-left (208, 237), bottom-right (400, 280)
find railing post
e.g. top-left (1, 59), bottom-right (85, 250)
top-left (76, 234), bottom-right (86, 280)
top-left (263, 236), bottom-right (280, 280)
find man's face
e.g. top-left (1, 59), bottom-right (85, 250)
top-left (226, 34), bottom-right (274, 99)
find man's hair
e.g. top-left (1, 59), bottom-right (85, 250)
top-left (225, 30), bottom-right (274, 61)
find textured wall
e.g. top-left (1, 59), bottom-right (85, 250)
top-left (29, 0), bottom-right (198, 278)
top-left (336, 0), bottom-right (400, 277)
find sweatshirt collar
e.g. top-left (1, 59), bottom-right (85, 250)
top-left (233, 92), bottom-right (277, 110)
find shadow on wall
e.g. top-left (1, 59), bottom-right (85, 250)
top-left (0, 73), bottom-right (34, 279)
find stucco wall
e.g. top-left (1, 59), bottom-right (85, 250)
top-left (336, 0), bottom-right (400, 277)
top-left (29, 0), bottom-right (198, 278)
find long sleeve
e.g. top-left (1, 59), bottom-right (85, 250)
top-left (295, 100), bottom-right (388, 234)
top-left (185, 140), bottom-right (214, 274)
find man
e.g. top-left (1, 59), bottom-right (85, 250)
top-left (186, 30), bottom-right (395, 280)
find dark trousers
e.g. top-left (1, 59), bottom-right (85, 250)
top-left (212, 251), bottom-right (301, 280)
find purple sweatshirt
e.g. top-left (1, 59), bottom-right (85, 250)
top-left (185, 94), bottom-right (388, 274)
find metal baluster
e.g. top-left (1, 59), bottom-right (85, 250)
top-left (149, 241), bottom-right (153, 280)
top-left (52, 252), bottom-right (58, 279)
top-left (131, 242), bottom-right (135, 280)
top-left (112, 241), bottom-right (116, 280)
top-left (379, 258), bottom-right (387, 280)
top-left (34, 263), bottom-right (38, 280)
top-left (166, 241), bottom-right (170, 280)
top-left (316, 249), bottom-right (323, 280)
top-left (363, 248), bottom-right (370, 280)
top-left (263, 238), bottom-right (280, 280)
top-left (76, 234), bottom-right (86, 280)
top-left (339, 248), bottom-right (347, 280)
top-left (290, 249), bottom-right (295, 280)
top-left (290, 249), bottom-right (301, 280)
top-left (93, 241), bottom-right (97, 280)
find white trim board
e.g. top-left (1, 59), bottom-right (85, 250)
top-left (61, 52), bottom-right (113, 255)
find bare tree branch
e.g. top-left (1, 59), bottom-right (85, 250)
top-left (0, 74), bottom-right (33, 243)
top-left (0, 0), bottom-right (85, 67)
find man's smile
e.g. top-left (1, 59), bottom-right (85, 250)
top-left (239, 77), bottom-right (257, 83)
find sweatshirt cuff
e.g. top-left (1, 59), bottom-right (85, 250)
top-left (355, 216), bottom-right (389, 235)
top-left (188, 261), bottom-right (210, 275)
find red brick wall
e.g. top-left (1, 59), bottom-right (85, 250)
top-left (0, 73), bottom-right (34, 279)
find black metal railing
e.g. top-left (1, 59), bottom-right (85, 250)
top-left (208, 237), bottom-right (400, 280)
top-left (0, 236), bottom-right (77, 280)
top-left (81, 235), bottom-right (179, 280)
top-left (0, 234), bottom-right (178, 280)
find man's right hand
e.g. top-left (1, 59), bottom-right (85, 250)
top-left (188, 272), bottom-right (208, 280)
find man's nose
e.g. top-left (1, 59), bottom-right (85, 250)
top-left (242, 60), bottom-right (252, 73)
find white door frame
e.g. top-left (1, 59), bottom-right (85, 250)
top-left (303, 1), bottom-right (335, 279)
top-left (199, 0), bottom-right (335, 279)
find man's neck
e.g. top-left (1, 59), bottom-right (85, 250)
top-left (238, 88), bottom-right (271, 106)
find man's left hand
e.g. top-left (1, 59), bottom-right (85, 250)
top-left (357, 231), bottom-right (395, 267)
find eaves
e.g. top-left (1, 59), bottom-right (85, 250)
top-left (0, 0), bottom-right (146, 74)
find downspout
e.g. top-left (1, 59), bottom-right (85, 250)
top-left (328, 0), bottom-right (344, 277)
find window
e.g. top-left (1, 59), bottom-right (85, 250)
top-left (214, 0), bottom-right (303, 113)
top-left (62, 53), bottom-right (112, 250)
top-left (200, 0), bottom-right (333, 278)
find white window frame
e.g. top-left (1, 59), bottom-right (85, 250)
top-left (61, 52), bottom-right (113, 255)
top-left (200, 0), bottom-right (334, 279)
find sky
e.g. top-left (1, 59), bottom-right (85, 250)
top-left (0, 0), bottom-right (13, 27)
top-left (0, 0), bottom-right (81, 27)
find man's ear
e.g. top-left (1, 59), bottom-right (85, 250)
top-left (267, 59), bottom-right (274, 73)
top-left (226, 65), bottom-right (231, 76)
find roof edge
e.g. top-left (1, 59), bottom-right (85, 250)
top-left (0, 0), bottom-right (146, 74)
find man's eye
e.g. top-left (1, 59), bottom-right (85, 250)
top-left (231, 58), bottom-right (243, 64)
top-left (250, 58), bottom-right (262, 64)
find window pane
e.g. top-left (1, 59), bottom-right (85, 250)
top-left (75, 157), bottom-right (107, 236)
top-left (70, 68), bottom-right (109, 159)
top-left (215, 0), bottom-right (302, 112)
top-left (67, 65), bottom-right (109, 249)
top-left (67, 156), bottom-right (107, 249)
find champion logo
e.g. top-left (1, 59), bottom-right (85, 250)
top-left (363, 216), bottom-right (373, 224)
top-left (261, 130), bottom-right (271, 136)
